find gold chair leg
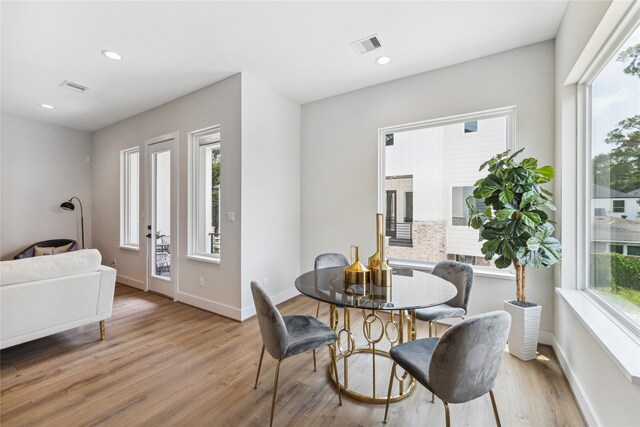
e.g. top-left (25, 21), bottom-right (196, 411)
top-left (313, 349), bottom-right (317, 372)
top-left (315, 301), bottom-right (321, 318)
top-left (269, 359), bottom-right (283, 427)
top-left (329, 346), bottom-right (342, 406)
top-left (254, 345), bottom-right (265, 389)
top-left (489, 389), bottom-right (502, 427)
top-left (443, 401), bottom-right (451, 427)
top-left (383, 362), bottom-right (396, 423)
top-left (99, 320), bottom-right (106, 340)
top-left (431, 392), bottom-right (435, 403)
top-left (429, 321), bottom-right (432, 337)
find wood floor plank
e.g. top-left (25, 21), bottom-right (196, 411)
top-left (1, 284), bottom-right (585, 426)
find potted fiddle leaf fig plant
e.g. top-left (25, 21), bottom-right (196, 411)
top-left (467, 149), bottom-right (561, 361)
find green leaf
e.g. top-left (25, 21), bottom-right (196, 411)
top-left (480, 185), bottom-right (501, 198)
top-left (495, 208), bottom-right (516, 221)
top-left (501, 241), bottom-right (516, 259)
top-left (509, 148), bottom-right (525, 160)
top-left (484, 208), bottom-right (493, 217)
top-left (520, 211), bottom-right (541, 228)
top-left (541, 201), bottom-right (557, 211)
top-left (534, 165), bottom-right (555, 180)
top-left (519, 190), bottom-right (539, 209)
top-left (480, 228), bottom-right (501, 240)
top-left (521, 158), bottom-right (538, 169)
top-left (498, 189), bottom-right (514, 204)
top-left (495, 255), bottom-right (512, 269)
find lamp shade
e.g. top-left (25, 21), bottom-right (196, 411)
top-left (60, 201), bottom-right (75, 211)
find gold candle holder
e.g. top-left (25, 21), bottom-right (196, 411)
top-left (372, 233), bottom-right (392, 286)
top-left (344, 245), bottom-right (370, 285)
top-left (368, 213), bottom-right (384, 270)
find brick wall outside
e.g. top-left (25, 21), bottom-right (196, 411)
top-left (386, 221), bottom-right (446, 261)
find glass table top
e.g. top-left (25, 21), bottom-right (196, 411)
top-left (295, 266), bottom-right (457, 310)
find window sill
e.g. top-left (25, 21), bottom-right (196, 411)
top-left (186, 254), bottom-right (220, 264)
top-left (555, 288), bottom-right (640, 384)
top-left (389, 258), bottom-right (515, 280)
top-left (119, 245), bottom-right (139, 252)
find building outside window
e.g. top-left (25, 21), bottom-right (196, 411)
top-left (588, 23), bottom-right (640, 327)
top-left (120, 147), bottom-right (139, 248)
top-left (189, 127), bottom-right (221, 259)
top-left (382, 109), bottom-right (512, 267)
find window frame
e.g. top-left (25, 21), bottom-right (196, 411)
top-left (612, 199), bottom-right (625, 213)
top-left (119, 147), bottom-right (140, 250)
top-left (187, 125), bottom-right (222, 263)
top-left (578, 11), bottom-right (640, 336)
top-left (377, 106), bottom-right (516, 277)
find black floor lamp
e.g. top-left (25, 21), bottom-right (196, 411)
top-left (60, 196), bottom-right (85, 249)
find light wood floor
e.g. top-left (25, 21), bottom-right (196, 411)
top-left (1, 284), bottom-right (585, 426)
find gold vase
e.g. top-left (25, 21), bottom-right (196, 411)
top-left (372, 234), bottom-right (392, 286)
top-left (344, 245), bottom-right (370, 285)
top-left (368, 213), bottom-right (384, 270)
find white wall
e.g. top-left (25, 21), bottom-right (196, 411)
top-left (554, 1), bottom-right (640, 426)
top-left (91, 75), bottom-right (243, 316)
top-left (301, 41), bottom-right (556, 332)
top-left (240, 73), bottom-right (301, 319)
top-left (0, 114), bottom-right (92, 259)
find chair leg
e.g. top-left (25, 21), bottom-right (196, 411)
top-left (429, 321), bottom-right (432, 337)
top-left (254, 345), bottom-right (265, 389)
top-left (269, 359), bottom-right (283, 427)
top-left (315, 301), bottom-right (321, 318)
top-left (443, 401), bottom-right (451, 427)
top-left (489, 389), bottom-right (502, 427)
top-left (434, 320), bottom-right (439, 337)
top-left (383, 362), bottom-right (396, 423)
top-left (431, 392), bottom-right (435, 403)
top-left (329, 345), bottom-right (342, 406)
top-left (312, 349), bottom-right (317, 372)
top-left (99, 320), bottom-right (106, 340)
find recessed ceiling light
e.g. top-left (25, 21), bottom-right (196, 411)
top-left (376, 56), bottom-right (391, 65)
top-left (101, 50), bottom-right (123, 61)
top-left (39, 103), bottom-right (55, 109)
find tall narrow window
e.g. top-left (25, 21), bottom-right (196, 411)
top-left (120, 147), bottom-right (140, 248)
top-left (588, 23), bottom-right (640, 328)
top-left (189, 127), bottom-right (221, 260)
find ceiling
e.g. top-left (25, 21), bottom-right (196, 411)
top-left (1, 1), bottom-right (569, 132)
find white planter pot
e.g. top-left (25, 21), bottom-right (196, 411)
top-left (503, 300), bottom-right (541, 361)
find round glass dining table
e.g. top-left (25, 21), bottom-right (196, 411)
top-left (295, 266), bottom-right (457, 403)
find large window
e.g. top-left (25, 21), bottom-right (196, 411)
top-left (189, 127), bottom-right (221, 260)
top-left (588, 23), bottom-right (640, 328)
top-left (380, 108), bottom-right (513, 268)
top-left (120, 147), bottom-right (140, 248)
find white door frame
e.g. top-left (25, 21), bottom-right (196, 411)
top-left (144, 131), bottom-right (179, 300)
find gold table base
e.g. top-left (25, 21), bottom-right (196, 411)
top-left (328, 305), bottom-right (417, 404)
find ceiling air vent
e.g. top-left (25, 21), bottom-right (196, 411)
top-left (59, 80), bottom-right (89, 93)
top-left (350, 35), bottom-right (382, 55)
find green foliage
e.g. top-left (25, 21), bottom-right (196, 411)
top-left (467, 149), bottom-right (562, 302)
top-left (591, 252), bottom-right (640, 292)
top-left (617, 43), bottom-right (640, 77)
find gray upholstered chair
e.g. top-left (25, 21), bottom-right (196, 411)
top-left (416, 260), bottom-right (474, 337)
top-left (313, 253), bottom-right (350, 318)
top-left (383, 311), bottom-right (511, 427)
top-left (251, 281), bottom-right (341, 427)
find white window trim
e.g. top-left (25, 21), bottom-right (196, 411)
top-left (120, 147), bottom-right (140, 250)
top-left (560, 0), bottom-right (640, 384)
top-left (378, 106), bottom-right (516, 276)
top-left (577, 5), bottom-right (640, 337)
top-left (188, 125), bottom-right (221, 262)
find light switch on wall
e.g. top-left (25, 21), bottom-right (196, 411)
top-left (227, 211), bottom-right (235, 222)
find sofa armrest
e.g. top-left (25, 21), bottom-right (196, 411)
top-left (97, 265), bottom-right (117, 316)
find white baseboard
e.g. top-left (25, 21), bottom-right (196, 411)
top-left (551, 336), bottom-right (599, 427)
top-left (116, 274), bottom-right (145, 290)
top-left (177, 291), bottom-right (241, 321)
top-left (240, 287), bottom-right (301, 321)
top-left (538, 330), bottom-right (554, 345)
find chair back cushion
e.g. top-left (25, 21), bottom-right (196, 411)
top-left (314, 253), bottom-right (349, 270)
top-left (14, 239), bottom-right (78, 259)
top-left (432, 260), bottom-right (473, 311)
top-left (251, 281), bottom-right (288, 359)
top-left (429, 310), bottom-right (511, 403)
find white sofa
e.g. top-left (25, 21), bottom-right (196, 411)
top-left (0, 249), bottom-right (117, 349)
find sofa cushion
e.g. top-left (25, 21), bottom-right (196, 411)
top-left (0, 249), bottom-right (102, 286)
